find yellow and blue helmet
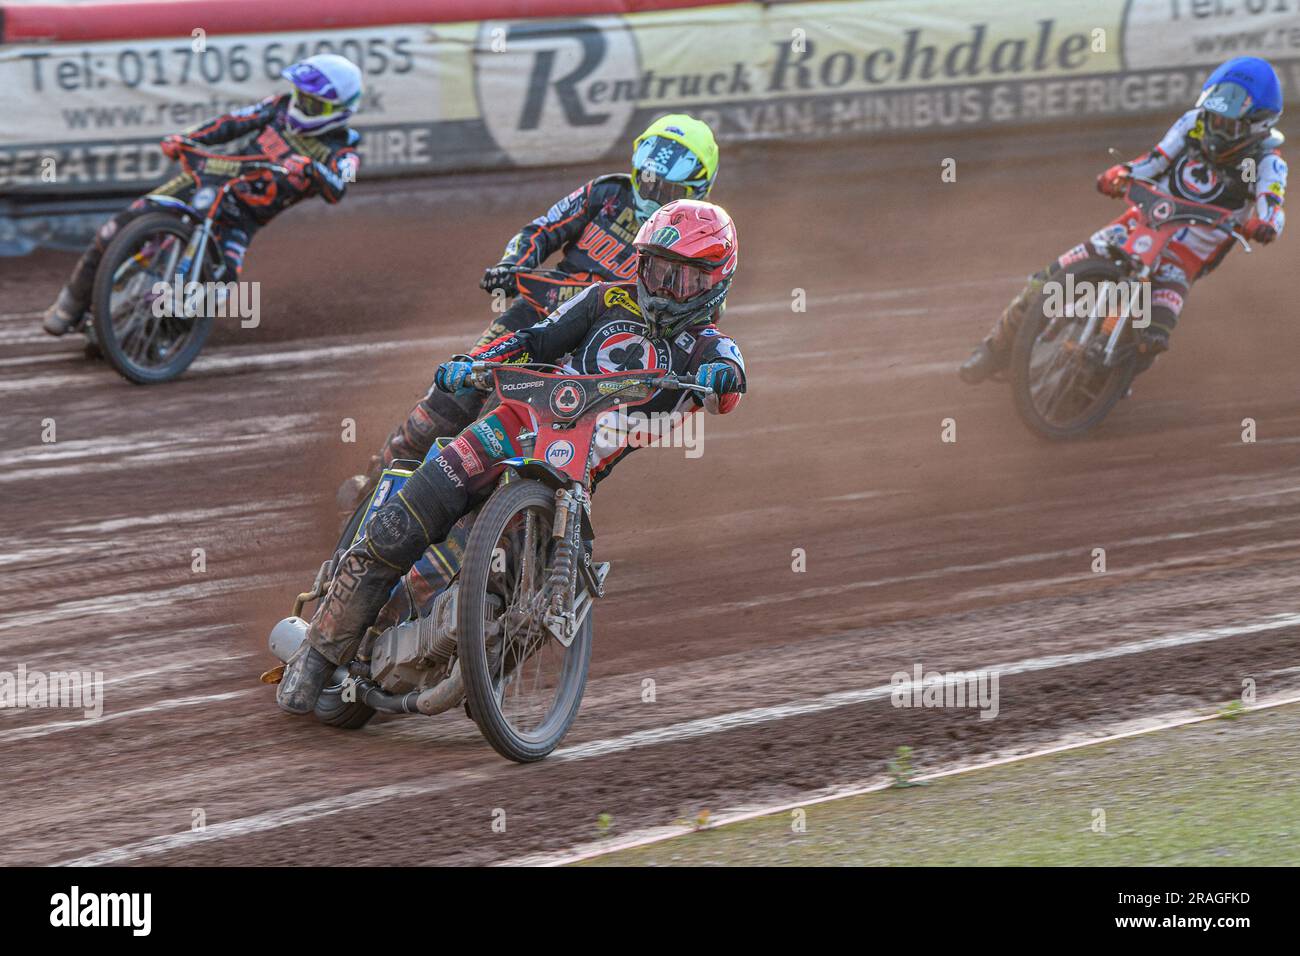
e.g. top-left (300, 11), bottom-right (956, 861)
top-left (630, 114), bottom-right (719, 222)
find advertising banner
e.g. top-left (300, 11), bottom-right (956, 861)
top-left (2, 0), bottom-right (1297, 197)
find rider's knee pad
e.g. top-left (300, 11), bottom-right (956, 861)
top-left (397, 463), bottom-right (464, 542)
top-left (365, 496), bottom-right (441, 569)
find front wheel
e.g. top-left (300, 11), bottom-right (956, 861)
top-left (458, 479), bottom-right (593, 763)
top-left (1010, 261), bottom-right (1138, 440)
top-left (92, 211), bottom-right (216, 385)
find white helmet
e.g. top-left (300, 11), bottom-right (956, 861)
top-left (281, 54), bottom-right (362, 136)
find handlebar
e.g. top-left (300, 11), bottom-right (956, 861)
top-left (1221, 229), bottom-right (1252, 253)
top-left (172, 136), bottom-right (288, 177)
top-left (1107, 148), bottom-right (1252, 253)
top-left (655, 371), bottom-right (712, 395)
top-left (463, 361), bottom-right (712, 396)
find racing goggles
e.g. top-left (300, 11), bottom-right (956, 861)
top-left (1204, 110), bottom-right (1249, 141)
top-left (292, 89), bottom-right (342, 118)
top-left (638, 252), bottom-right (714, 303)
top-left (633, 166), bottom-right (696, 207)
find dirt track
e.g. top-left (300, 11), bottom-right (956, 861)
top-left (2, 124), bottom-right (1298, 865)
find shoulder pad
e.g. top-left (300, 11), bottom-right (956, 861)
top-left (591, 173), bottom-right (633, 191)
top-left (318, 126), bottom-right (361, 148)
top-left (1263, 129), bottom-right (1285, 150)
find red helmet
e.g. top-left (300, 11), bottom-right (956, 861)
top-left (633, 199), bottom-right (737, 339)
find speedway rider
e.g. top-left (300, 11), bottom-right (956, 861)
top-left (277, 198), bottom-right (746, 714)
top-left (344, 114), bottom-right (721, 498)
top-left (41, 54), bottom-right (363, 337)
top-left (959, 56), bottom-right (1287, 384)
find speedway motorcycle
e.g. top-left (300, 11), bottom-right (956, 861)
top-left (1010, 165), bottom-right (1251, 439)
top-left (265, 361), bottom-right (710, 762)
top-left (89, 137), bottom-right (285, 384)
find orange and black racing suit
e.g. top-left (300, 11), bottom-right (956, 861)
top-left (59, 94), bottom-right (360, 319)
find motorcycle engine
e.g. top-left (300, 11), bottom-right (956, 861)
top-left (369, 585), bottom-right (458, 693)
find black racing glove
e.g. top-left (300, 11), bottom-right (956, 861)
top-left (480, 263), bottom-right (518, 296)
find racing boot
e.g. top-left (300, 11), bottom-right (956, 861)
top-left (959, 338), bottom-right (1010, 384)
top-left (285, 466), bottom-right (460, 715)
top-left (42, 287), bottom-right (87, 337)
top-left (275, 642), bottom-right (338, 715)
top-left (1132, 324), bottom-right (1171, 377)
top-left (959, 269), bottom-right (1050, 384)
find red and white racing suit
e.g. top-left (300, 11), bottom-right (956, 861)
top-left (987, 109), bottom-right (1286, 354)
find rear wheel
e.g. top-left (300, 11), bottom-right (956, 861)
top-left (335, 497), bottom-right (369, 559)
top-left (313, 680), bottom-right (375, 729)
top-left (458, 480), bottom-right (593, 763)
top-left (92, 211), bottom-right (216, 385)
top-left (1011, 261), bottom-right (1137, 440)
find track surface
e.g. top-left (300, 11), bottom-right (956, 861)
top-left (2, 126), bottom-right (1298, 865)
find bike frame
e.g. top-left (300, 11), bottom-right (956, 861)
top-left (471, 362), bottom-right (706, 642)
top-left (1083, 178), bottom-right (1245, 368)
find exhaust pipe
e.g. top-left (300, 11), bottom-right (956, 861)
top-left (267, 616), bottom-right (351, 686)
top-left (269, 615), bottom-right (464, 716)
top-left (416, 661), bottom-right (465, 715)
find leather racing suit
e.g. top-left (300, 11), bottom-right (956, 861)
top-left (58, 94), bottom-right (361, 321)
top-left (371, 174), bottom-right (647, 479)
top-left (307, 280), bottom-right (747, 665)
top-left (982, 109), bottom-right (1286, 362)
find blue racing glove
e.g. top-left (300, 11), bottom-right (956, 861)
top-left (695, 362), bottom-right (743, 396)
top-left (434, 360), bottom-right (474, 393)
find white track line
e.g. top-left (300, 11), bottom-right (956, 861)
top-left (513, 692), bottom-right (1300, 866)
top-left (0, 691), bottom-right (251, 743)
top-left (59, 772), bottom-right (493, 868)
top-left (50, 611), bottom-right (1300, 866)
top-left (553, 612), bottom-right (1300, 761)
top-left (624, 515), bottom-right (1300, 626)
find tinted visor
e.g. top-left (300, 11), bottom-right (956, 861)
top-left (634, 167), bottom-right (693, 207)
top-left (639, 253), bottom-right (713, 303)
top-left (1205, 110), bottom-right (1248, 141)
top-left (1201, 81), bottom-right (1254, 139)
top-left (293, 90), bottom-right (338, 118)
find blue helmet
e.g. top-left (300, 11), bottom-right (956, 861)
top-left (1195, 57), bottom-right (1282, 164)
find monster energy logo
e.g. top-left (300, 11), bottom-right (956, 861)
top-left (649, 226), bottom-right (680, 247)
